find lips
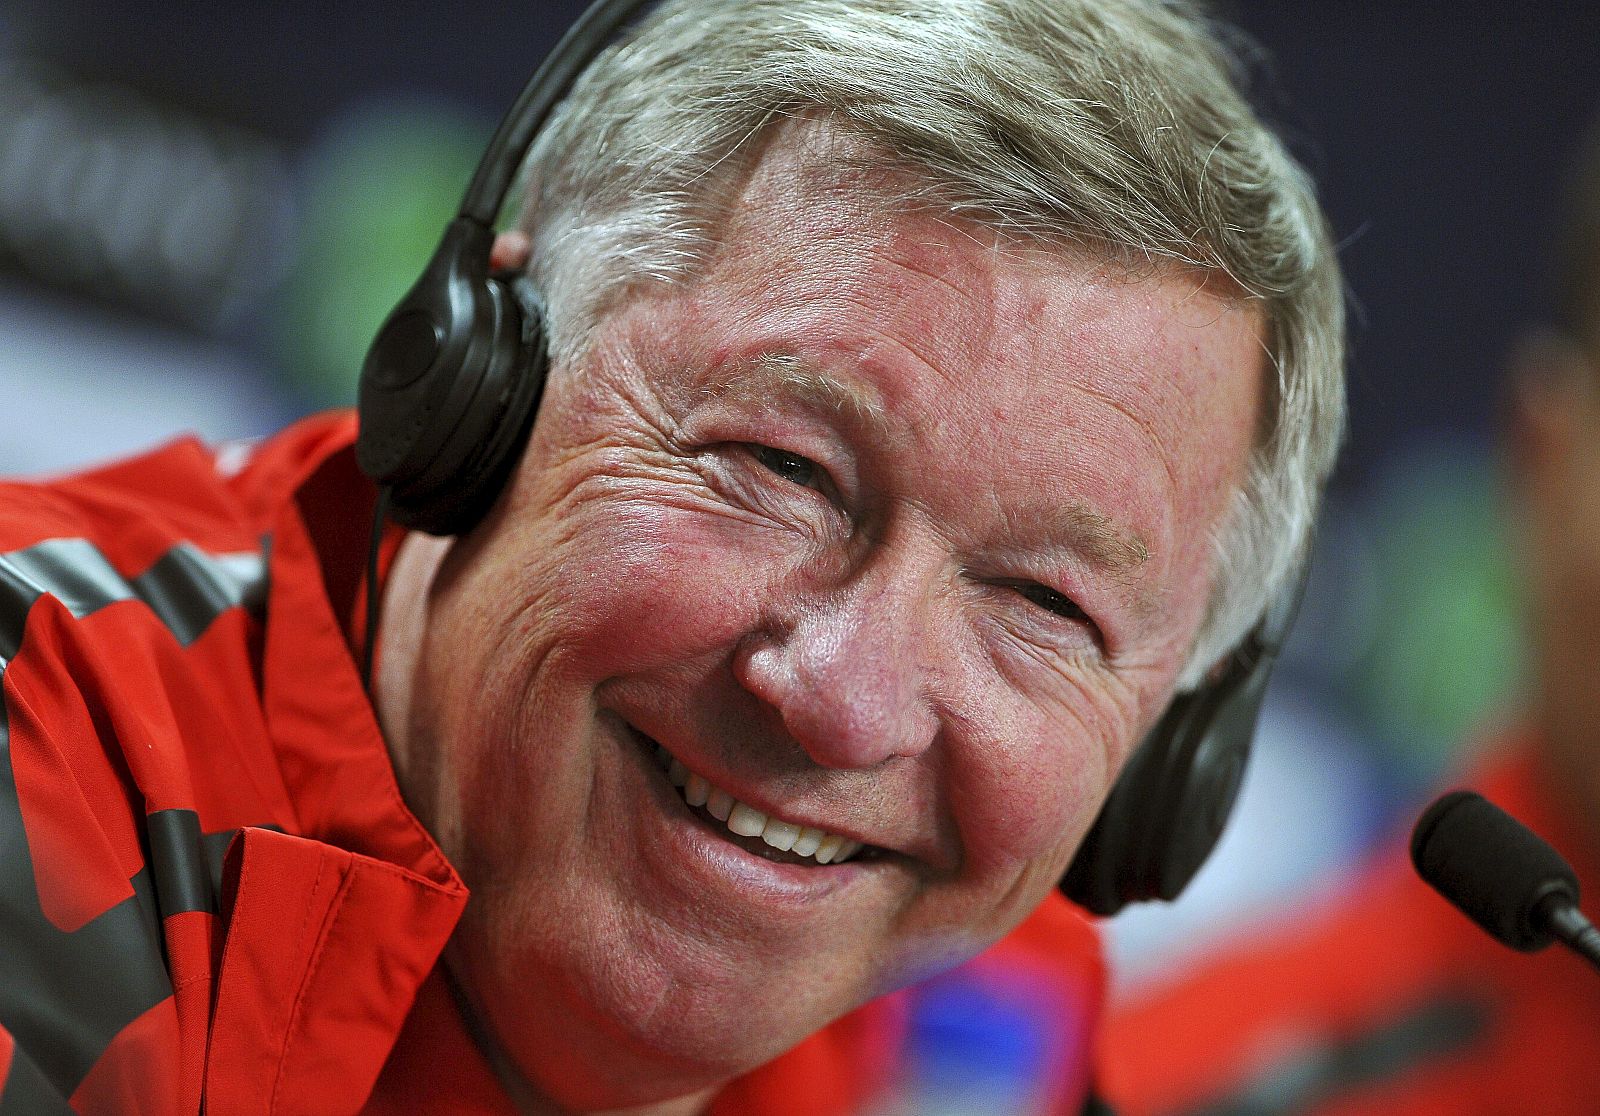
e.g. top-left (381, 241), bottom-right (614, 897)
top-left (644, 739), bottom-right (868, 866)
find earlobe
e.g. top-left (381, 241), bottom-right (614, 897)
top-left (375, 532), bottom-right (456, 751)
top-left (490, 231), bottom-right (533, 273)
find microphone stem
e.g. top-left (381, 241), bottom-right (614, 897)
top-left (1537, 896), bottom-right (1600, 974)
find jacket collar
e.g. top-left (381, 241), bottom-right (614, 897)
top-left (206, 416), bottom-right (468, 1113)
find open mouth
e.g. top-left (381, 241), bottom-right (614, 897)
top-left (635, 731), bottom-right (871, 867)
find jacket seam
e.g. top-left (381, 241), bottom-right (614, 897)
top-left (269, 847), bottom-right (341, 1116)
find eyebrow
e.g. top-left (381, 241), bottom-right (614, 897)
top-left (698, 353), bottom-right (891, 438)
top-left (1048, 502), bottom-right (1151, 576)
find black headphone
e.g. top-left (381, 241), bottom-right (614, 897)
top-left (356, 0), bottom-right (1307, 917)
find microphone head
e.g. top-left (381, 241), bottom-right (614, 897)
top-left (1410, 790), bottom-right (1580, 952)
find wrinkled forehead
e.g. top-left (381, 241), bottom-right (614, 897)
top-left (704, 116), bottom-right (1269, 384)
top-left (728, 117), bottom-right (1265, 287)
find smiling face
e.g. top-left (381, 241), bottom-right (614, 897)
top-left (384, 126), bottom-right (1264, 1110)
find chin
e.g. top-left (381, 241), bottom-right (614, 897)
top-left (454, 880), bottom-right (877, 1104)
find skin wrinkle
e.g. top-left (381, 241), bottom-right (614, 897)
top-left (543, 358), bottom-right (841, 544)
top-left (630, 338), bottom-right (1081, 850)
top-left (729, 139), bottom-right (1209, 770)
top-left (995, 635), bottom-right (1133, 773)
top-left (1058, 372), bottom-right (1183, 504)
top-left (1065, 306), bottom-right (1261, 578)
top-left (995, 464), bottom-right (1165, 633)
top-left (569, 443), bottom-right (785, 536)
top-left (527, 8), bottom-right (1348, 672)
top-left (879, 234), bottom-right (993, 308)
top-left (843, 247), bottom-right (997, 398)
top-left (560, 348), bottom-right (687, 452)
top-left (742, 167), bottom-right (1184, 757)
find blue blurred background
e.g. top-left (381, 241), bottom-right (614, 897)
top-left (2, 0), bottom-right (1597, 1000)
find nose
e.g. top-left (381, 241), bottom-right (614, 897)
top-left (731, 563), bottom-right (943, 769)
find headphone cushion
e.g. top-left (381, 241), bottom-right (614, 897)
top-left (1059, 655), bottom-right (1266, 915)
top-left (400, 277), bottom-right (547, 535)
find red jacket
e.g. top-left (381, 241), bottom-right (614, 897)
top-left (1099, 739), bottom-right (1600, 1115)
top-left (0, 413), bottom-right (1105, 1115)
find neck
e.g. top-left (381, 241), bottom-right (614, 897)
top-left (373, 531), bottom-right (453, 787)
top-left (444, 960), bottom-right (718, 1116)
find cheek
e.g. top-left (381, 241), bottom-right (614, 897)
top-left (894, 729), bottom-right (1108, 978)
top-left (532, 495), bottom-right (781, 676)
top-left (947, 712), bottom-right (1118, 892)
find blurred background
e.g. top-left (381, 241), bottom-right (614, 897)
top-left (2, 0), bottom-right (1597, 1009)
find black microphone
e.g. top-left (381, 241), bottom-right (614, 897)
top-left (1411, 790), bottom-right (1600, 973)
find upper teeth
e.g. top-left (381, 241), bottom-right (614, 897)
top-left (654, 746), bottom-right (864, 865)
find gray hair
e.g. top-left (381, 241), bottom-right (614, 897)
top-left (516, 0), bottom-right (1346, 687)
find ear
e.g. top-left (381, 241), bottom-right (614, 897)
top-left (1505, 327), bottom-right (1596, 486)
top-left (489, 231), bottom-right (533, 273)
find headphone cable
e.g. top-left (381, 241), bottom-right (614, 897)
top-left (361, 485), bottom-right (391, 697)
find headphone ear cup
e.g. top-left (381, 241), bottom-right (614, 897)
top-left (386, 274), bottom-right (548, 535)
top-left (358, 218), bottom-right (550, 536)
top-left (1057, 725), bottom-right (1154, 917)
top-left (1059, 566), bottom-right (1306, 916)
top-left (1059, 666), bottom-right (1262, 916)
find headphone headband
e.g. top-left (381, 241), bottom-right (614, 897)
top-left (357, 0), bottom-right (657, 533)
top-left (460, 0), bottom-right (653, 226)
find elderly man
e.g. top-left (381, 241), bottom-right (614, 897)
top-left (0, 0), bottom-right (1343, 1112)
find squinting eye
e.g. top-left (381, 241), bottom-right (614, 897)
top-left (1016, 582), bottom-right (1088, 622)
top-left (750, 444), bottom-right (822, 489)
